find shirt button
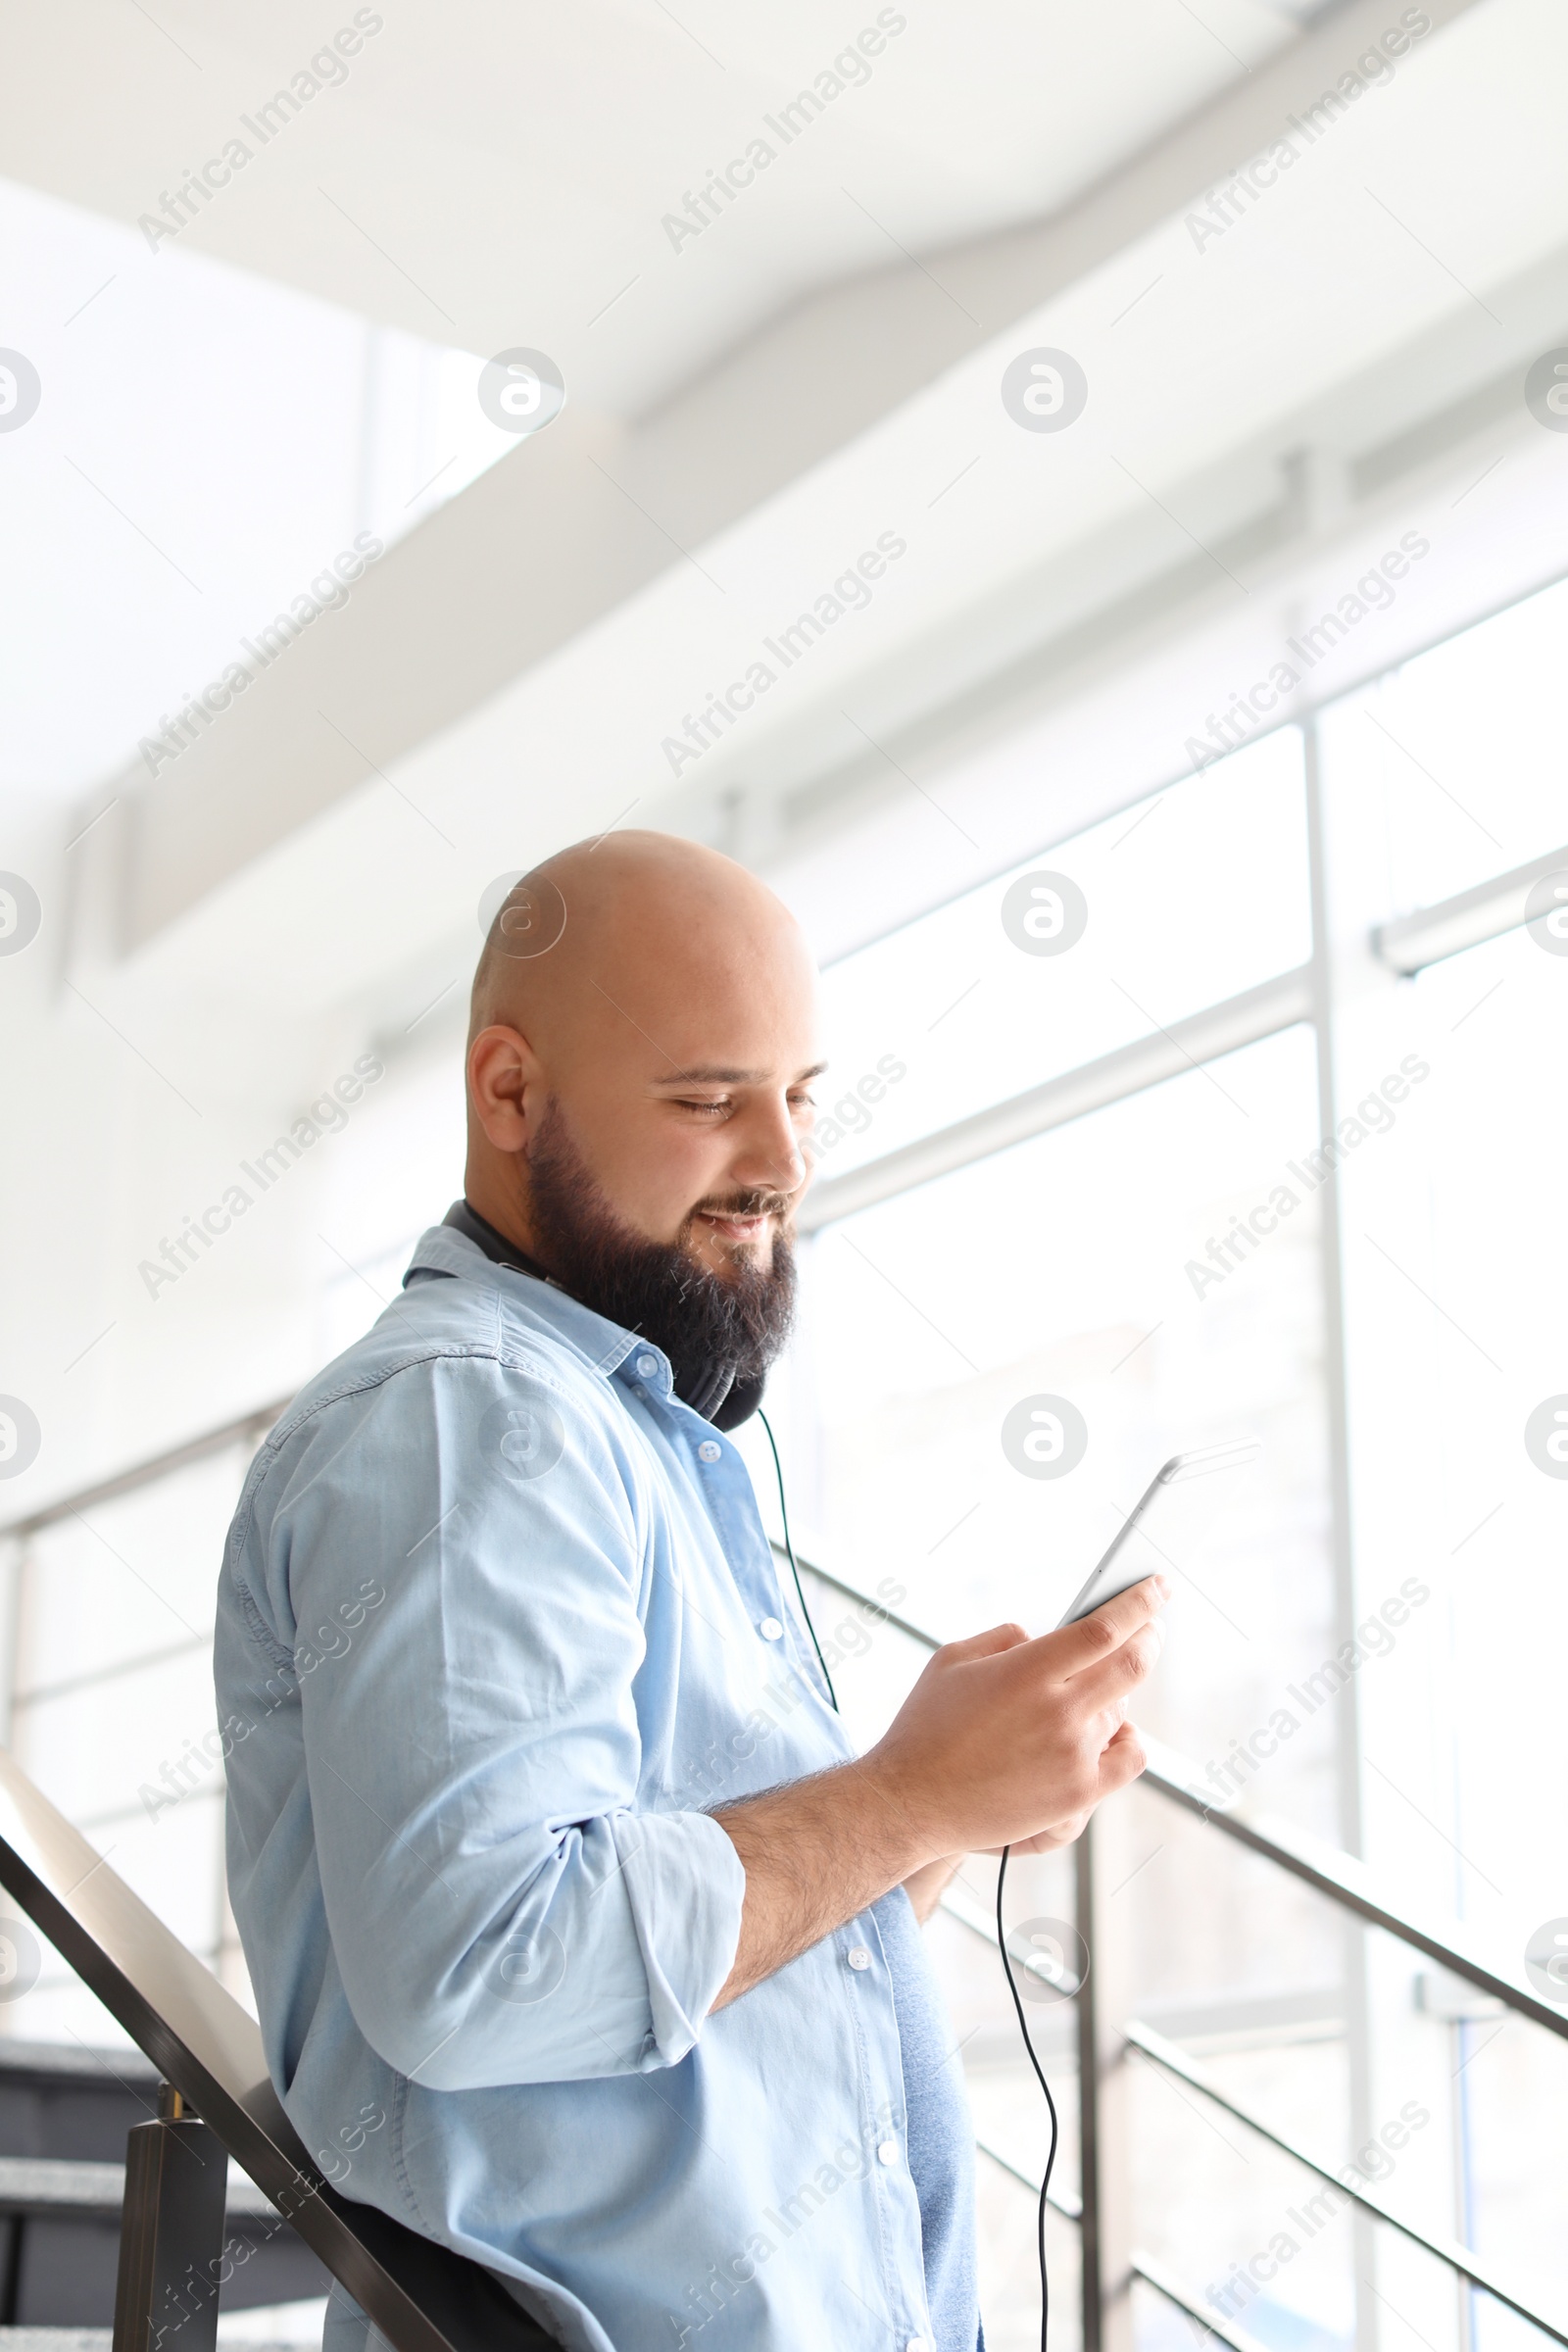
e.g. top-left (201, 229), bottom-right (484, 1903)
top-left (906, 2339), bottom-right (929, 2352)
top-left (635, 1353), bottom-right (659, 1378)
top-left (847, 1945), bottom-right (872, 1971)
top-left (877, 2139), bottom-right (900, 2167)
top-left (759, 1616), bottom-right (784, 1641)
top-left (697, 1440), bottom-right (721, 1463)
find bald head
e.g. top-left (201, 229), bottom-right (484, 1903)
top-left (464, 831), bottom-right (821, 1288)
top-left (469, 831), bottom-right (808, 1053)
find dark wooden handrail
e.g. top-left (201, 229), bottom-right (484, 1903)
top-left (0, 1747), bottom-right (555, 2352)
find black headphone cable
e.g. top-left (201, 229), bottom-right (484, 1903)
top-left (997, 1843), bottom-right (1060, 2352)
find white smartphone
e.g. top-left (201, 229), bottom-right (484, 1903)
top-left (1055, 1439), bottom-right (1260, 1628)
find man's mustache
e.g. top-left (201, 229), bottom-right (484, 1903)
top-left (689, 1192), bottom-right (795, 1222)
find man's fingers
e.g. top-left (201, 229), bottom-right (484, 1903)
top-left (1070, 1618), bottom-right (1165, 1719)
top-left (937, 1621), bottom-right (1030, 1664)
top-left (1097, 1718), bottom-right (1148, 1794)
top-left (1051, 1576), bottom-right (1168, 1679)
top-left (947, 1583), bottom-right (1166, 1690)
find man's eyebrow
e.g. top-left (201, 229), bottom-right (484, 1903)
top-left (654, 1062), bottom-right (829, 1086)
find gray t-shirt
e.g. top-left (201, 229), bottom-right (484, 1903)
top-left (873, 1886), bottom-right (984, 2351)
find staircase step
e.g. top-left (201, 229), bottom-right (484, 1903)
top-left (0, 2295), bottom-right (326, 2348)
top-left (0, 2046), bottom-right (329, 2325)
top-left (0, 2338), bottom-right (318, 2350)
top-left (0, 2155), bottom-right (276, 2218)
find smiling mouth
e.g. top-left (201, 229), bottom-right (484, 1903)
top-left (695, 1208), bottom-right (773, 1245)
top-left (690, 1196), bottom-right (793, 1249)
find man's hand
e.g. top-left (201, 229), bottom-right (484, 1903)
top-left (858, 1578), bottom-right (1164, 1856)
top-left (988, 1717), bottom-right (1147, 1854)
top-left (710, 1576), bottom-right (1165, 2007)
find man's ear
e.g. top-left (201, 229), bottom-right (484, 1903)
top-left (467, 1025), bottom-right (539, 1152)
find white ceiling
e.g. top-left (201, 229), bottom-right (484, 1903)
top-left (1, 0), bottom-right (1324, 403)
top-left (0, 0), bottom-right (1335, 808)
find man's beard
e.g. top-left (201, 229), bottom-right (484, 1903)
top-left (523, 1099), bottom-right (797, 1410)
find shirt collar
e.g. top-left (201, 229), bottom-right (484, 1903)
top-left (409, 1203), bottom-right (765, 1432)
top-left (403, 1223), bottom-right (665, 1394)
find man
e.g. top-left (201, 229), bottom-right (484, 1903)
top-left (217, 831), bottom-right (1163, 2352)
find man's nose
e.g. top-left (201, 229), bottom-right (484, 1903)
top-left (730, 1099), bottom-right (808, 1197)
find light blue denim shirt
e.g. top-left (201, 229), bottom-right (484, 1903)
top-left (216, 1222), bottom-right (977, 2351)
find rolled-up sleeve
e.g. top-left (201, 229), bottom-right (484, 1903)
top-left (259, 1352), bottom-right (746, 2091)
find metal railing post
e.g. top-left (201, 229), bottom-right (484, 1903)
top-left (1076, 1806), bottom-right (1136, 2352)
top-left (112, 2082), bottom-right (228, 2352)
top-left (1302, 710), bottom-right (1381, 2352)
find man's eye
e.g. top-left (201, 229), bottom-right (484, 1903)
top-left (678, 1098), bottom-right (730, 1117)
